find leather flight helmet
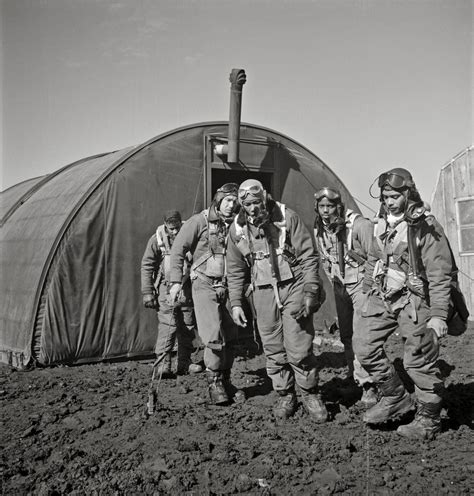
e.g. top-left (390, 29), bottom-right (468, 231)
top-left (238, 179), bottom-right (267, 204)
top-left (378, 168), bottom-right (415, 190)
top-left (213, 183), bottom-right (239, 208)
top-left (314, 186), bottom-right (344, 217)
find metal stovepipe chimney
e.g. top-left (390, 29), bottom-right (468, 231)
top-left (227, 68), bottom-right (247, 164)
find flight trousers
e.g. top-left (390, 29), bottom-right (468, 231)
top-left (252, 277), bottom-right (319, 394)
top-left (353, 292), bottom-right (444, 404)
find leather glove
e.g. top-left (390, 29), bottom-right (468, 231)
top-left (214, 284), bottom-right (228, 304)
top-left (413, 326), bottom-right (439, 363)
top-left (232, 306), bottom-right (248, 327)
top-left (169, 283), bottom-right (182, 305)
top-left (175, 289), bottom-right (189, 308)
top-left (143, 293), bottom-right (158, 310)
top-left (292, 284), bottom-right (321, 321)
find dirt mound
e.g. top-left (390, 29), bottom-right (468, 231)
top-left (1, 327), bottom-right (473, 495)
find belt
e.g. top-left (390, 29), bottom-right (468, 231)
top-left (193, 270), bottom-right (224, 285)
top-left (252, 251), bottom-right (270, 261)
top-left (255, 279), bottom-right (293, 290)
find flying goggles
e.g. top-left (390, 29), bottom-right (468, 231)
top-left (314, 187), bottom-right (341, 202)
top-left (238, 184), bottom-right (265, 201)
top-left (377, 172), bottom-right (414, 189)
top-left (369, 169), bottom-right (416, 199)
top-left (216, 183), bottom-right (239, 196)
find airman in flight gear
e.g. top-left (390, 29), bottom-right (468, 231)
top-left (168, 184), bottom-right (241, 405)
top-left (353, 168), bottom-right (453, 440)
top-left (227, 179), bottom-right (328, 422)
top-left (313, 187), bottom-right (377, 408)
top-left (141, 210), bottom-right (203, 377)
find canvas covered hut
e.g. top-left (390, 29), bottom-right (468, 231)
top-left (431, 145), bottom-right (474, 317)
top-left (0, 121), bottom-right (364, 368)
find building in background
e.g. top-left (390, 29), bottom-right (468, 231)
top-left (431, 145), bottom-right (474, 316)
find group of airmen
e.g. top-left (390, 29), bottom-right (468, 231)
top-left (141, 167), bottom-right (459, 441)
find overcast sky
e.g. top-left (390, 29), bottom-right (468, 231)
top-left (2, 0), bottom-right (472, 214)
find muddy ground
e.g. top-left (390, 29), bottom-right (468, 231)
top-left (1, 325), bottom-right (473, 495)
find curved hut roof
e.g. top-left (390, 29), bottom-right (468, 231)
top-left (1, 122), bottom-right (357, 367)
top-left (1, 176), bottom-right (46, 220)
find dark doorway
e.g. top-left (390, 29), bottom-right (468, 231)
top-left (211, 170), bottom-right (275, 198)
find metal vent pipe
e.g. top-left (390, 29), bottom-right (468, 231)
top-left (227, 68), bottom-right (247, 164)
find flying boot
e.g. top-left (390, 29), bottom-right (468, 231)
top-left (360, 383), bottom-right (379, 409)
top-left (188, 362), bottom-right (204, 374)
top-left (222, 369), bottom-right (245, 402)
top-left (176, 350), bottom-right (204, 375)
top-left (300, 389), bottom-right (328, 423)
top-left (176, 358), bottom-right (203, 375)
top-left (397, 401), bottom-right (442, 440)
top-left (363, 373), bottom-right (415, 424)
top-left (273, 389), bottom-right (297, 420)
top-left (206, 370), bottom-right (229, 405)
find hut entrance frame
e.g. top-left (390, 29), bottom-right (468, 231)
top-left (204, 134), bottom-right (281, 201)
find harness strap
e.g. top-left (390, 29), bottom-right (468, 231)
top-left (345, 209), bottom-right (359, 251)
top-left (191, 252), bottom-right (213, 273)
top-left (237, 204), bottom-right (288, 310)
top-left (190, 208), bottom-right (226, 274)
top-left (154, 224), bottom-right (172, 287)
top-left (315, 210), bottom-right (364, 278)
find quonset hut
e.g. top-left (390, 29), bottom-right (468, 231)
top-left (1, 121), bottom-right (360, 368)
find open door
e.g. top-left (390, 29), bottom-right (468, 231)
top-left (203, 133), bottom-right (284, 353)
top-left (204, 133), bottom-right (281, 202)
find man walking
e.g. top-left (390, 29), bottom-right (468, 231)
top-left (141, 210), bottom-right (203, 376)
top-left (313, 187), bottom-right (377, 407)
top-left (169, 184), bottom-right (241, 405)
top-left (227, 179), bottom-right (327, 422)
top-left (354, 168), bottom-right (453, 440)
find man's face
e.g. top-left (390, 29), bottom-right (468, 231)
top-left (318, 198), bottom-right (338, 223)
top-left (219, 195), bottom-right (238, 218)
top-left (382, 188), bottom-right (406, 215)
top-left (242, 198), bottom-right (265, 219)
top-left (165, 222), bottom-right (181, 239)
